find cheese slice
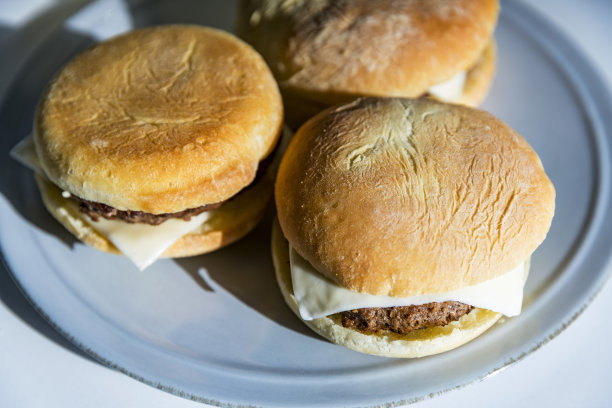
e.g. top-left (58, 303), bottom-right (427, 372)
top-left (289, 246), bottom-right (525, 320)
top-left (81, 211), bottom-right (210, 270)
top-left (10, 135), bottom-right (212, 270)
top-left (427, 70), bottom-right (467, 102)
top-left (10, 135), bottom-right (44, 175)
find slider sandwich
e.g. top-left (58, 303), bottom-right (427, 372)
top-left (238, 0), bottom-right (499, 127)
top-left (14, 25), bottom-right (283, 270)
top-left (273, 98), bottom-right (555, 357)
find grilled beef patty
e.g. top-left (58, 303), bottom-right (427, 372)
top-left (340, 301), bottom-right (473, 334)
top-left (73, 140), bottom-right (279, 225)
top-left (76, 199), bottom-right (222, 225)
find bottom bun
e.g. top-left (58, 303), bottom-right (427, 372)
top-left (271, 218), bottom-right (510, 358)
top-left (455, 40), bottom-right (497, 107)
top-left (36, 164), bottom-right (273, 258)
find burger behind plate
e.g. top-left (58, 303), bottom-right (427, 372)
top-left (273, 98), bottom-right (555, 357)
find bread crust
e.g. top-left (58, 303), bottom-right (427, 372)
top-left (456, 40), bottom-right (497, 106)
top-left (238, 0), bottom-right (498, 100)
top-left (281, 40), bottom-right (497, 128)
top-left (35, 25), bottom-right (283, 213)
top-left (36, 160), bottom-right (274, 257)
top-left (271, 219), bottom-right (503, 358)
top-left (275, 98), bottom-right (555, 296)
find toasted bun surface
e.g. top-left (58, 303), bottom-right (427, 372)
top-left (275, 98), bottom-right (555, 297)
top-left (35, 25), bottom-right (283, 213)
top-left (271, 219), bottom-right (505, 358)
top-left (238, 0), bottom-right (498, 102)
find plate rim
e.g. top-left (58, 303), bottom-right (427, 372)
top-left (1, 0), bottom-right (612, 406)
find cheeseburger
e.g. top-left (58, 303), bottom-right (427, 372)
top-left (15, 25), bottom-right (283, 270)
top-left (237, 0), bottom-right (499, 127)
top-left (273, 98), bottom-right (555, 357)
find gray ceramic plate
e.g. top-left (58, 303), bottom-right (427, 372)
top-left (1, 0), bottom-right (611, 407)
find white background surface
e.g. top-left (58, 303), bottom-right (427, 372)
top-left (0, 1), bottom-right (611, 407)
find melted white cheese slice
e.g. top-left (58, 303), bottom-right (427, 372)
top-left (427, 70), bottom-right (467, 102)
top-left (289, 246), bottom-right (525, 320)
top-left (10, 135), bottom-right (211, 270)
top-left (81, 211), bottom-right (210, 270)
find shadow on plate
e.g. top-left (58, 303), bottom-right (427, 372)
top-left (174, 210), bottom-right (322, 341)
top-left (0, 12), bottom-right (100, 361)
top-left (0, 19), bottom-right (96, 240)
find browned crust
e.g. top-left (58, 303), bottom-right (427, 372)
top-left (280, 39), bottom-right (497, 129)
top-left (238, 0), bottom-right (498, 100)
top-left (35, 25), bottom-right (283, 214)
top-left (275, 98), bottom-right (555, 296)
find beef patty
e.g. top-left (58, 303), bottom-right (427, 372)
top-left (340, 302), bottom-right (473, 334)
top-left (76, 198), bottom-right (222, 225)
top-left (73, 141), bottom-right (279, 225)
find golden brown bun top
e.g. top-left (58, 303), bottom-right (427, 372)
top-left (238, 0), bottom-right (499, 102)
top-left (275, 98), bottom-right (555, 297)
top-left (35, 25), bottom-right (283, 213)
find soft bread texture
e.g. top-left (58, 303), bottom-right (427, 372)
top-left (275, 98), bottom-right (555, 297)
top-left (238, 0), bottom-right (498, 120)
top-left (271, 219), bottom-right (504, 358)
top-left (281, 40), bottom-right (497, 128)
top-left (35, 25), bottom-right (283, 213)
top-left (36, 161), bottom-right (274, 257)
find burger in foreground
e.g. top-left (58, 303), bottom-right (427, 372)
top-left (273, 98), bottom-right (555, 358)
top-left (16, 25), bottom-right (283, 270)
top-left (238, 0), bottom-right (499, 127)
